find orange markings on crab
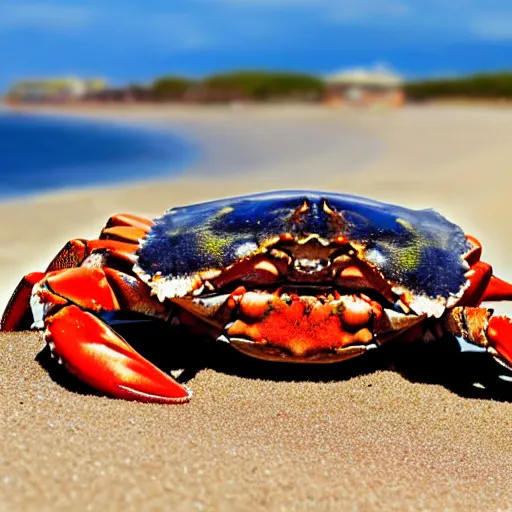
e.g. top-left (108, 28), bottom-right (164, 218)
top-left (298, 201), bottom-right (309, 213)
top-left (100, 226), bottom-right (148, 244)
top-left (229, 294), bottom-right (375, 357)
top-left (340, 266), bottom-right (364, 278)
top-left (227, 286), bottom-right (247, 309)
top-left (253, 260), bottom-right (280, 276)
top-left (239, 291), bottom-right (275, 319)
top-left (0, 272), bottom-right (46, 331)
top-left (46, 239), bottom-right (88, 272)
top-left (46, 305), bottom-right (190, 403)
top-left (105, 213), bottom-right (154, 231)
top-left (231, 286), bottom-right (247, 297)
top-left (46, 267), bottom-right (120, 312)
top-left (487, 316), bottom-right (512, 364)
top-left (280, 233), bottom-right (294, 242)
top-left (339, 297), bottom-right (373, 328)
top-left (212, 255), bottom-right (284, 289)
top-left (333, 235), bottom-right (348, 245)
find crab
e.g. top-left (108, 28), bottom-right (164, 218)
top-left (2, 190), bottom-right (512, 403)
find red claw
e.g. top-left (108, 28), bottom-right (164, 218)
top-left (487, 316), bottom-right (512, 367)
top-left (46, 305), bottom-right (191, 403)
top-left (46, 267), bottom-right (120, 312)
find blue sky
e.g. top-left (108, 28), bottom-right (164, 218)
top-left (0, 0), bottom-right (511, 91)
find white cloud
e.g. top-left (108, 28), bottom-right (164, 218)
top-left (472, 13), bottom-right (512, 40)
top-left (0, 2), bottom-right (95, 32)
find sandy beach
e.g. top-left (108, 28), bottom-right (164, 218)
top-left (1, 104), bottom-right (512, 511)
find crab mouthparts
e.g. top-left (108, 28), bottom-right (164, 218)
top-left (219, 290), bottom-right (386, 363)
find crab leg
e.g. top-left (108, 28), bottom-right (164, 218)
top-left (464, 234), bottom-right (512, 303)
top-left (1, 212), bottom-right (151, 332)
top-left (104, 213), bottom-right (154, 231)
top-left (486, 315), bottom-right (512, 365)
top-left (444, 307), bottom-right (512, 370)
top-left (1, 272), bottom-right (46, 331)
top-left (0, 237), bottom-right (92, 330)
top-left (458, 261), bottom-right (492, 306)
top-left (481, 276), bottom-right (512, 302)
top-left (1, 238), bottom-right (139, 332)
top-left (464, 234), bottom-right (483, 266)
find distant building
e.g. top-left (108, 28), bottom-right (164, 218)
top-left (324, 67), bottom-right (404, 107)
top-left (6, 77), bottom-right (107, 103)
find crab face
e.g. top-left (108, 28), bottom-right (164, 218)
top-left (134, 191), bottom-right (472, 362)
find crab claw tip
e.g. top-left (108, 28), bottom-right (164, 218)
top-left (487, 316), bottom-right (512, 368)
top-left (47, 305), bottom-right (192, 404)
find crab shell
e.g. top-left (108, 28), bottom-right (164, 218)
top-left (134, 191), bottom-right (472, 318)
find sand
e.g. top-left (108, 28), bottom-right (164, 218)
top-left (1, 104), bottom-right (512, 511)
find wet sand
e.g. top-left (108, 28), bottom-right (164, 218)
top-left (1, 104), bottom-right (512, 511)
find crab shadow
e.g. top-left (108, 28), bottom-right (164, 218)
top-left (37, 320), bottom-right (512, 402)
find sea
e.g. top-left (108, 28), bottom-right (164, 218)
top-left (0, 110), bottom-right (197, 201)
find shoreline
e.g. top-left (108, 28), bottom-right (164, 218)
top-left (0, 103), bottom-right (387, 207)
top-left (0, 107), bottom-right (201, 203)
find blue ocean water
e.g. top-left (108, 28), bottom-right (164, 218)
top-left (0, 111), bottom-right (197, 200)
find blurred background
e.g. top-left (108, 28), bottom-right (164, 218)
top-left (2, 0), bottom-right (512, 105)
top-left (1, 0), bottom-right (512, 303)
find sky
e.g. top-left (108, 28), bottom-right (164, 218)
top-left (0, 0), bottom-right (511, 91)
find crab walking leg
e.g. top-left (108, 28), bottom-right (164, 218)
top-left (481, 275), bottom-right (512, 302)
top-left (2, 210), bottom-right (147, 327)
top-left (463, 234), bottom-right (512, 303)
top-left (104, 213), bottom-right (154, 231)
top-left (444, 307), bottom-right (512, 370)
top-left (464, 234), bottom-right (483, 266)
top-left (100, 226), bottom-right (149, 244)
top-left (1, 237), bottom-right (91, 330)
top-left (458, 261), bottom-right (492, 306)
top-left (486, 316), bottom-right (512, 365)
top-left (0, 238), bottom-right (140, 332)
top-left (1, 272), bottom-right (46, 331)
top-left (46, 305), bottom-right (191, 403)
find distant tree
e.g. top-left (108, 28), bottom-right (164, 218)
top-left (202, 71), bottom-right (325, 101)
top-left (405, 72), bottom-right (512, 101)
top-left (151, 76), bottom-right (195, 101)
